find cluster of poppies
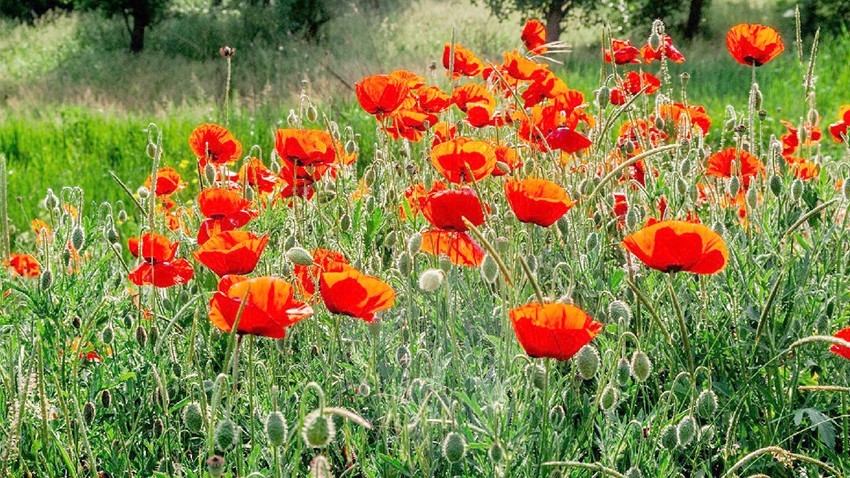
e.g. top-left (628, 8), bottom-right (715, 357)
top-left (125, 124), bottom-right (393, 339)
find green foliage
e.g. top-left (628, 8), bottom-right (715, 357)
top-left (787, 0), bottom-right (850, 36)
top-left (0, 0), bottom-right (72, 21)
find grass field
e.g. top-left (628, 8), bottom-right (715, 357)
top-left (2, 0), bottom-right (850, 477)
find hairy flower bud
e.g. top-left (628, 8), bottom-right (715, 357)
top-left (442, 432), bottom-right (467, 463)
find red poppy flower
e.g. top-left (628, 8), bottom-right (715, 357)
top-left (613, 193), bottom-right (628, 223)
top-left (604, 39), bottom-right (641, 64)
top-left (145, 167), bottom-right (185, 197)
top-left (780, 120), bottom-right (821, 157)
top-left (419, 230), bottom-right (485, 267)
top-left (421, 187), bottom-right (486, 232)
top-left (502, 50), bottom-right (548, 81)
top-left (389, 69), bottom-right (425, 89)
top-left (430, 137), bottom-right (497, 184)
top-left (319, 263), bottom-right (395, 322)
top-left (521, 70), bottom-right (569, 108)
top-left (509, 302), bottom-right (603, 361)
top-left (189, 124), bottom-right (242, 166)
top-left (705, 148), bottom-right (763, 187)
top-left (828, 106), bottom-right (850, 143)
top-left (209, 275), bottom-right (313, 338)
top-left (417, 86), bottom-right (452, 113)
top-left (830, 327), bottom-right (850, 360)
top-left (641, 35), bottom-right (685, 63)
top-left (621, 220), bottom-right (728, 274)
top-left (274, 129), bottom-right (336, 166)
top-left (492, 144), bottom-right (522, 176)
top-left (726, 24), bottom-right (784, 67)
top-left (521, 19), bottom-right (547, 54)
top-left (384, 107), bottom-right (435, 142)
top-left (431, 122), bottom-right (458, 145)
top-left (791, 161), bottom-right (819, 180)
top-left (4, 253), bottom-right (40, 277)
top-left (546, 127), bottom-right (592, 154)
top-left (128, 233), bottom-right (194, 287)
top-left (197, 188), bottom-right (256, 244)
top-left (610, 71), bottom-right (661, 105)
top-left (356, 74), bottom-right (410, 116)
top-left (239, 158), bottom-right (279, 194)
top-left (442, 43), bottom-right (484, 79)
top-left (295, 249), bottom-right (348, 299)
top-left (504, 178), bottom-right (576, 227)
top-left (658, 103), bottom-right (712, 136)
top-left (194, 230), bottom-right (268, 277)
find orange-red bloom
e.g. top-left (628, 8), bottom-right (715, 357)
top-left (194, 230), bottom-right (268, 277)
top-left (521, 19), bottom-right (547, 54)
top-left (421, 187), bottom-right (486, 232)
top-left (442, 43), bottom-right (484, 79)
top-left (641, 35), bottom-right (685, 63)
top-left (610, 71), bottom-right (661, 105)
top-left (417, 86), bottom-right (452, 113)
top-left (705, 148), bottom-right (763, 187)
top-left (504, 178), bottom-right (576, 227)
top-left (726, 24), bottom-right (784, 67)
top-left (420, 230), bottom-right (485, 267)
top-left (356, 74), bottom-right (410, 116)
top-left (830, 327), bottom-right (850, 360)
top-left (239, 158), bottom-right (279, 194)
top-left (319, 263), bottom-right (395, 322)
top-left (492, 144), bottom-right (522, 176)
top-left (209, 275), bottom-right (313, 338)
top-left (605, 39), bottom-right (641, 64)
top-left (430, 137), bottom-right (496, 184)
top-left (197, 188), bottom-right (256, 244)
top-left (4, 253), bottom-right (40, 277)
top-left (189, 124), bottom-right (242, 165)
top-left (829, 106), bottom-right (850, 143)
top-left (146, 167), bottom-right (185, 196)
top-left (622, 220), bottom-right (728, 274)
top-left (509, 302), bottom-right (603, 361)
top-left (128, 233), bottom-right (194, 287)
top-left (294, 248), bottom-right (348, 299)
top-left (274, 129), bottom-right (336, 166)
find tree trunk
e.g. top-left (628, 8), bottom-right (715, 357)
top-left (544, 0), bottom-right (566, 44)
top-left (130, 15), bottom-right (147, 52)
top-left (684, 0), bottom-right (706, 39)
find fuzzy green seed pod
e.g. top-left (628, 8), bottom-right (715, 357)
top-left (481, 254), bottom-right (499, 284)
top-left (363, 167), bottom-right (377, 187)
top-left (285, 247), bottom-right (314, 266)
top-left (83, 401), bottom-right (96, 424)
top-left (101, 326), bottom-right (114, 345)
top-left (625, 466), bottom-right (644, 478)
top-left (494, 237), bottom-right (510, 255)
top-left (418, 268), bottom-right (444, 292)
top-left (442, 432), bottom-right (467, 464)
top-left (585, 232), bottom-right (599, 253)
top-left (842, 179), bottom-right (850, 201)
top-left (358, 381), bottom-right (371, 397)
top-left (71, 226), bottom-right (86, 251)
top-left (265, 411), bottom-right (288, 448)
top-left (659, 424), bottom-right (678, 450)
top-left (626, 208), bottom-right (640, 230)
top-left (408, 233), bottom-right (423, 255)
top-left (438, 256), bottom-right (452, 272)
top-left (676, 415), bottom-right (697, 447)
top-left (654, 115), bottom-right (665, 131)
top-left (769, 174), bottom-right (783, 197)
top-left (148, 325), bottom-right (159, 345)
top-left (309, 454), bottom-right (332, 478)
top-left (617, 358), bottom-right (632, 387)
top-left (183, 402), bottom-right (204, 433)
top-left (696, 389), bottom-right (718, 420)
top-left (791, 178), bottom-right (804, 202)
top-left (244, 186), bottom-right (255, 202)
top-left (712, 221), bottom-right (726, 238)
top-left (215, 419), bottom-right (238, 450)
top-left (699, 424), bottom-right (715, 444)
top-left (599, 384), bottom-right (618, 411)
top-left (746, 186), bottom-right (758, 210)
top-left (631, 350), bottom-right (652, 383)
top-left (728, 176), bottom-right (740, 198)
top-left (397, 253), bottom-right (412, 276)
top-left (676, 177), bottom-right (688, 197)
top-left (39, 269), bottom-right (53, 289)
top-left (609, 300), bottom-right (631, 325)
top-left (574, 345), bottom-right (600, 380)
top-left (339, 213), bottom-right (351, 232)
top-left (44, 189), bottom-right (59, 209)
top-left (302, 410), bottom-right (335, 448)
top-left (596, 86), bottom-right (610, 109)
top-left (526, 363), bottom-right (548, 390)
top-left (203, 162), bottom-right (216, 185)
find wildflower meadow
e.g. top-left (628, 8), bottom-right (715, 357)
top-left (1, 2), bottom-right (850, 477)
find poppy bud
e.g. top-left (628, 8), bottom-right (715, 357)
top-left (309, 454), bottom-right (332, 478)
top-left (696, 389), bottom-right (718, 419)
top-left (621, 140), bottom-right (635, 155)
top-left (727, 176), bottom-right (740, 198)
top-left (680, 72), bottom-right (690, 89)
top-left (340, 213), bottom-right (351, 232)
top-left (712, 221), bottom-right (726, 237)
top-left (631, 350), bottom-right (652, 382)
top-left (609, 300), bottom-right (632, 324)
top-left (599, 384), bottom-right (618, 411)
top-left (677, 415), bottom-right (697, 447)
top-left (488, 440), bottom-right (505, 463)
top-left (105, 225), bottom-right (119, 244)
top-left (790, 178), bottom-right (804, 201)
top-left (596, 86), bottom-right (610, 109)
top-left (146, 142), bottom-right (158, 159)
top-left (585, 232), bottom-right (599, 253)
top-left (396, 253), bottom-right (412, 276)
top-left (215, 419), bottom-right (237, 450)
top-left (746, 186), bottom-right (758, 210)
top-left (676, 177), bottom-right (688, 197)
top-left (654, 116), bottom-right (665, 131)
top-left (625, 466), bottom-right (644, 478)
top-left (749, 83), bottom-right (763, 110)
top-left (244, 186), bottom-right (255, 202)
top-left (71, 226), bottom-right (86, 251)
top-left (659, 424), bottom-right (678, 450)
top-left (617, 357), bottom-right (632, 387)
top-left (357, 381), bottom-right (371, 397)
top-left (480, 254), bottom-right (499, 284)
top-left (206, 455), bottom-right (225, 478)
top-left (649, 31), bottom-right (662, 51)
top-left (496, 161), bottom-right (511, 174)
top-left (135, 325), bottom-right (147, 347)
top-left (407, 233), bottom-right (423, 255)
top-left (148, 325), bottom-right (159, 345)
top-left (285, 247), bottom-right (314, 266)
top-left (769, 174), bottom-right (782, 197)
top-left (83, 401), bottom-right (96, 424)
top-left (438, 256), bottom-right (452, 272)
top-left (556, 216), bottom-right (570, 235)
top-left (525, 363), bottom-right (548, 390)
top-left (100, 389), bottom-right (112, 409)
top-left (265, 411), bottom-right (288, 447)
top-left (724, 118), bottom-right (736, 132)
top-left (303, 410), bottom-right (335, 448)
top-left (442, 432), bottom-right (467, 463)
top-left (699, 424), bottom-right (715, 444)
top-left (39, 269), bottom-right (53, 289)
top-left (494, 237), bottom-right (510, 255)
top-left (44, 188), bottom-right (59, 209)
top-left (680, 157), bottom-right (692, 176)
top-left (575, 345), bottom-right (600, 380)
top-left (117, 209), bottom-right (128, 222)
top-left (418, 268), bottom-right (444, 292)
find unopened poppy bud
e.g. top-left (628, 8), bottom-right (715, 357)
top-left (480, 254), bottom-right (499, 284)
top-left (39, 269), bottom-right (53, 289)
top-left (101, 326), bottom-right (114, 345)
top-left (596, 86), bottom-right (610, 109)
top-left (696, 389), bottom-right (718, 419)
top-left (622, 140), bottom-right (635, 155)
top-left (442, 432), bottom-right (467, 463)
top-left (100, 389), bottom-right (112, 409)
top-left (680, 157), bottom-right (692, 176)
top-left (525, 363), bottom-right (548, 390)
top-left (105, 225), bottom-right (119, 244)
top-left (609, 300), bottom-right (631, 324)
top-left (746, 186), bottom-right (758, 210)
top-left (117, 209), bottom-right (128, 222)
top-left (309, 454), bottom-right (332, 478)
top-left (625, 466), bottom-right (644, 478)
top-left (146, 142), bottom-right (158, 159)
top-left (204, 162), bottom-right (216, 185)
top-left (727, 176), bottom-right (740, 198)
top-left (407, 233), bottom-right (423, 255)
top-left (700, 424), bottom-right (715, 444)
top-left (494, 237), bottom-right (510, 255)
top-left (496, 161), bottom-right (511, 174)
top-left (206, 455), bottom-right (225, 478)
top-left (363, 167), bottom-right (377, 187)
top-left (556, 216), bottom-right (570, 235)
top-left (724, 118), bottom-right (736, 132)
top-left (617, 358), bottom-right (632, 387)
top-left (790, 178), bottom-right (804, 201)
top-left (418, 268), bottom-right (444, 292)
top-left (244, 186), bottom-right (256, 202)
top-left (677, 415), bottom-right (697, 447)
top-left (44, 189), bottom-right (59, 209)
top-left (488, 440), bottom-right (505, 463)
top-left (586, 232), bottom-right (599, 253)
top-left (676, 177), bottom-right (688, 197)
top-left (215, 419), bottom-right (237, 450)
top-left (265, 411), bottom-right (288, 447)
top-left (396, 253), bottom-right (412, 275)
top-left (654, 116), bottom-right (665, 131)
top-left (649, 31), bottom-right (662, 51)
top-left (71, 225), bottom-right (85, 250)
top-left (181, 401), bottom-right (204, 434)
top-left (137, 186), bottom-right (150, 200)
top-left (631, 350), bottom-right (652, 382)
top-left (712, 221), bottom-right (726, 237)
top-left (599, 384), bottom-right (618, 411)
top-left (659, 424), bottom-right (678, 450)
top-left (283, 235), bottom-right (297, 251)
top-left (303, 410), bottom-right (335, 448)
top-left (285, 247), bottom-right (314, 266)
top-left (340, 213), bottom-right (351, 232)
top-left (135, 325), bottom-right (147, 347)
top-left (769, 174), bottom-right (782, 196)
top-left (749, 83), bottom-right (763, 110)
top-left (148, 325), bottom-right (159, 345)
top-left (575, 345), bottom-right (600, 380)
top-left (680, 72), bottom-right (690, 89)
top-left (83, 401), bottom-right (96, 424)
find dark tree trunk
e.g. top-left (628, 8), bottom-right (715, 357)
top-left (545, 0), bottom-right (567, 44)
top-left (130, 15), bottom-right (147, 52)
top-left (684, 0), bottom-right (706, 39)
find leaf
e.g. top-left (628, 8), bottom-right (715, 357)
top-left (796, 408), bottom-right (836, 450)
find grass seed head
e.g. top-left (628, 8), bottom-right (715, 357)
top-left (309, 454), bottom-right (333, 478)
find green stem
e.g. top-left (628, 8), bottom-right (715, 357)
top-left (667, 274), bottom-right (694, 378)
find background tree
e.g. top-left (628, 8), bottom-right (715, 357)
top-left (474, 0), bottom-right (599, 43)
top-left (0, 0), bottom-right (71, 21)
top-left (74, 0), bottom-right (171, 52)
